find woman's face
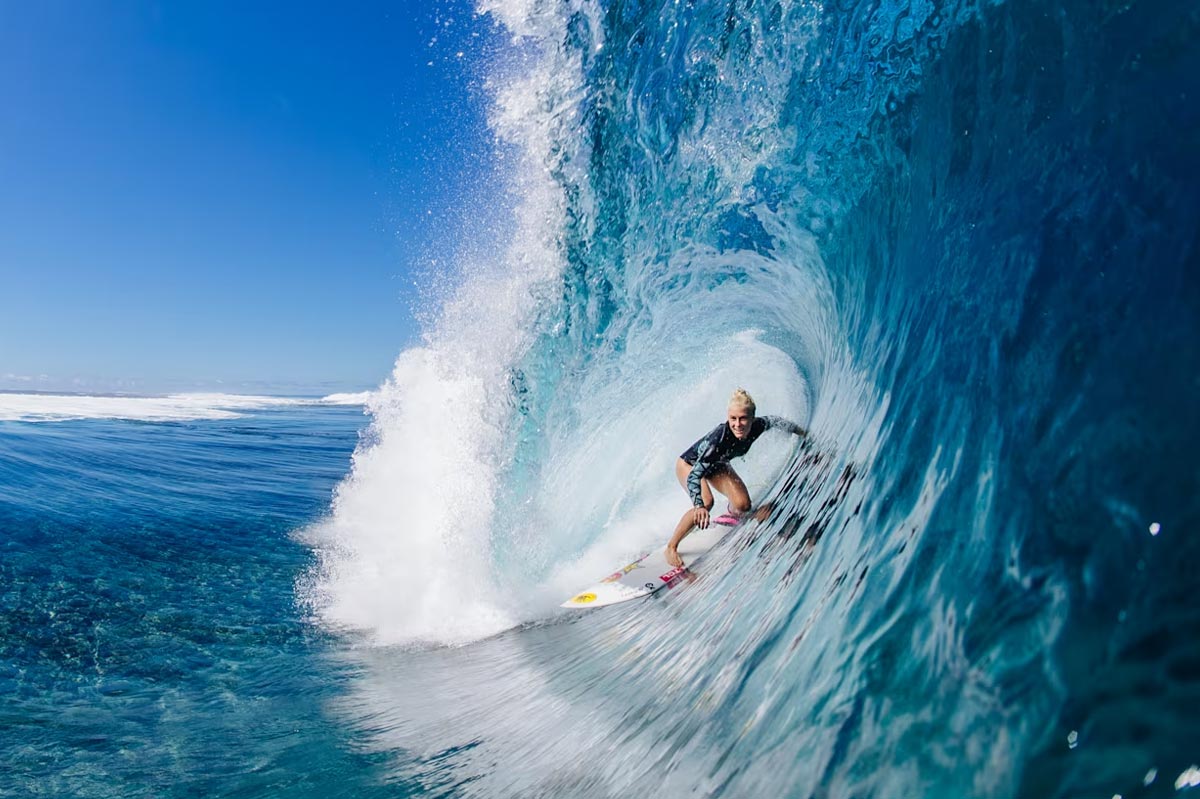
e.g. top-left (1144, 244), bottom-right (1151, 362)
top-left (727, 404), bottom-right (754, 439)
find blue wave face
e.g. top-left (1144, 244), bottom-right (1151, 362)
top-left (308, 0), bottom-right (1199, 795)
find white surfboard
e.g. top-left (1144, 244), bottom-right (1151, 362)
top-left (561, 515), bottom-right (740, 609)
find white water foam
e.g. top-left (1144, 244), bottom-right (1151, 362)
top-left (298, 0), bottom-right (593, 647)
top-left (317, 391), bottom-right (376, 406)
top-left (0, 392), bottom-right (367, 422)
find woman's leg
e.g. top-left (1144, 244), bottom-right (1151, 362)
top-left (667, 461), bottom-right (751, 567)
top-left (705, 465), bottom-right (752, 514)
top-left (665, 506), bottom-right (700, 567)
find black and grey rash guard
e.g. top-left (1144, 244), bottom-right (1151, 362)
top-left (680, 415), bottom-right (805, 507)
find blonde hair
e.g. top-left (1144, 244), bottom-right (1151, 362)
top-left (729, 388), bottom-right (756, 415)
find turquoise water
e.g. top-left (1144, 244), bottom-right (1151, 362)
top-left (5, 0), bottom-right (1200, 796)
top-left (0, 406), bottom-right (410, 797)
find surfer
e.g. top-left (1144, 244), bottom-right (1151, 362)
top-left (665, 389), bottom-right (807, 568)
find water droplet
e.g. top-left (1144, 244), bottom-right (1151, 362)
top-left (1175, 765), bottom-right (1200, 790)
top-left (1149, 522), bottom-right (1161, 536)
top-left (1144, 767), bottom-right (1157, 786)
top-left (1067, 730), bottom-right (1078, 749)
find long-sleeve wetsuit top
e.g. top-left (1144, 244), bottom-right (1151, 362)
top-left (680, 415), bottom-right (806, 507)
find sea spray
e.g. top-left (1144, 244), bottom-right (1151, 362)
top-left (300, 0), bottom-right (589, 644)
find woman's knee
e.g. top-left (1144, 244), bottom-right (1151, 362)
top-left (730, 495), bottom-right (752, 513)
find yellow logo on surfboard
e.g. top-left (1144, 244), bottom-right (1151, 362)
top-left (569, 592), bottom-right (597, 604)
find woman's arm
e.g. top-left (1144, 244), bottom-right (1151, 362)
top-left (685, 436), bottom-right (717, 507)
top-left (762, 415), bottom-right (807, 438)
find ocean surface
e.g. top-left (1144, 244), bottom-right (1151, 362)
top-left (3, 0), bottom-right (1198, 796)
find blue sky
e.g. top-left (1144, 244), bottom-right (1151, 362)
top-left (0, 1), bottom-right (497, 395)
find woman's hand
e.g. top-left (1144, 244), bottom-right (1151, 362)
top-left (693, 506), bottom-right (710, 529)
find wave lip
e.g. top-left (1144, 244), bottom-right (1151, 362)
top-left (0, 391), bottom-right (369, 423)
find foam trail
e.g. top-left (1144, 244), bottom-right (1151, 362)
top-left (0, 392), bottom-right (327, 422)
top-left (317, 391), bottom-right (375, 405)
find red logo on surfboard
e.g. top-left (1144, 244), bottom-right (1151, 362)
top-left (659, 566), bottom-right (687, 583)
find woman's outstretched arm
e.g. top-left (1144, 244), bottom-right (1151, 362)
top-left (762, 415), bottom-right (807, 438)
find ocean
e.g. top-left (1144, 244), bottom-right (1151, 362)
top-left (3, 0), bottom-right (1198, 796)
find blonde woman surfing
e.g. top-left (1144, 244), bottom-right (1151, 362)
top-left (665, 389), bottom-right (807, 568)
